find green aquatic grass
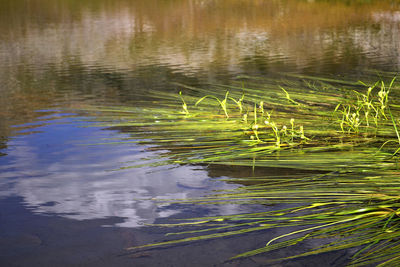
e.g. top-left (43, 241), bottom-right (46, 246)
top-left (334, 77), bottom-right (396, 134)
top-left (195, 91), bottom-right (231, 118)
top-left (75, 74), bottom-right (400, 265)
top-left (82, 85), bottom-right (398, 172)
top-left (179, 91), bottom-right (190, 115)
top-left (127, 170), bottom-right (400, 266)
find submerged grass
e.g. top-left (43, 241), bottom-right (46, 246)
top-left (77, 74), bottom-right (400, 265)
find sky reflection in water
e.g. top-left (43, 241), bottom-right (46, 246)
top-left (0, 113), bottom-right (243, 227)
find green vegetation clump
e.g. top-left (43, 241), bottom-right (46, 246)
top-left (334, 78), bottom-right (396, 133)
top-left (80, 74), bottom-right (400, 266)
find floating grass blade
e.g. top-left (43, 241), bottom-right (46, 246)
top-left (279, 86), bottom-right (300, 105)
top-left (179, 91), bottom-right (189, 115)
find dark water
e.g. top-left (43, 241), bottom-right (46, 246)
top-left (1, 0), bottom-right (400, 265)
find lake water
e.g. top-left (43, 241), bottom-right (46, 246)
top-left (1, 0), bottom-right (399, 266)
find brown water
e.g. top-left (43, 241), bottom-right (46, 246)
top-left (0, 0), bottom-right (399, 266)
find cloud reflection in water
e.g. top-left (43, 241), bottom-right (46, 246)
top-left (0, 115), bottom-right (239, 227)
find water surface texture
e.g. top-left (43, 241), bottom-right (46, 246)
top-left (1, 0), bottom-right (400, 266)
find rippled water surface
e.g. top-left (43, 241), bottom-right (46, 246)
top-left (1, 0), bottom-right (400, 265)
